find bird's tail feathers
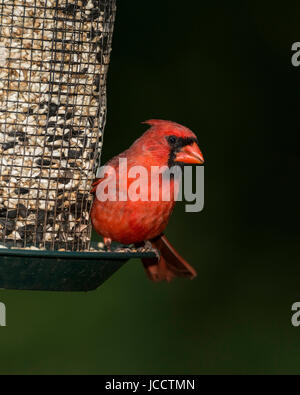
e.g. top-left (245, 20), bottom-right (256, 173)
top-left (142, 234), bottom-right (197, 282)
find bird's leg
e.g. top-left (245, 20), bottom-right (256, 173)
top-left (144, 239), bottom-right (160, 260)
top-left (104, 237), bottom-right (112, 251)
top-left (144, 240), bottom-right (153, 251)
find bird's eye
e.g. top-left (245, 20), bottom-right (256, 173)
top-left (167, 135), bottom-right (177, 145)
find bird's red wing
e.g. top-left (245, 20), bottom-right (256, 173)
top-left (91, 178), bottom-right (104, 194)
top-left (91, 155), bottom-right (122, 194)
top-left (142, 234), bottom-right (197, 282)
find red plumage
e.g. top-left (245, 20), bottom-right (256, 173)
top-left (91, 119), bottom-right (204, 282)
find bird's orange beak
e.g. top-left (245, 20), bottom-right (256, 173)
top-left (175, 142), bottom-right (204, 164)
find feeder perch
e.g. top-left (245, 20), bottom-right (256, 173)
top-left (0, 0), bottom-right (156, 291)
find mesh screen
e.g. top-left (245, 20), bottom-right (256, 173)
top-left (0, 0), bottom-right (116, 251)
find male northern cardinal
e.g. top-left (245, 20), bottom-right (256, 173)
top-left (91, 119), bottom-right (204, 282)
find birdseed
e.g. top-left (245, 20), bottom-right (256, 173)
top-left (0, 0), bottom-right (116, 251)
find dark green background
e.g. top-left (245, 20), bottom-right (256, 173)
top-left (0, 0), bottom-right (299, 374)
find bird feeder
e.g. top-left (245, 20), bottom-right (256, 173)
top-left (0, 0), bottom-right (155, 291)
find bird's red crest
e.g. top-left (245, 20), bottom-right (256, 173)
top-left (142, 119), bottom-right (197, 140)
top-left (142, 119), bottom-right (172, 127)
top-left (142, 119), bottom-right (185, 129)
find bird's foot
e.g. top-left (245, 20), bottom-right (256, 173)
top-left (104, 237), bottom-right (112, 251)
top-left (144, 240), bottom-right (153, 251)
top-left (144, 240), bottom-right (160, 260)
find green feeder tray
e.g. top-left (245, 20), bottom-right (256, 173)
top-left (0, 248), bottom-right (156, 292)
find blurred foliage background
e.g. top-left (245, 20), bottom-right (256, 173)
top-left (0, 0), bottom-right (300, 374)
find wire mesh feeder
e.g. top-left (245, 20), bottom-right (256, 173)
top-left (0, 0), bottom-right (156, 291)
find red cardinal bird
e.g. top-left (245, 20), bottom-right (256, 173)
top-left (91, 119), bottom-right (204, 282)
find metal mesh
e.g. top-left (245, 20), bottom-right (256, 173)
top-left (0, 0), bottom-right (116, 251)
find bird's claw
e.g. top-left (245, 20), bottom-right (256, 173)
top-left (144, 240), bottom-right (160, 260)
top-left (104, 237), bottom-right (112, 251)
top-left (144, 240), bottom-right (153, 251)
